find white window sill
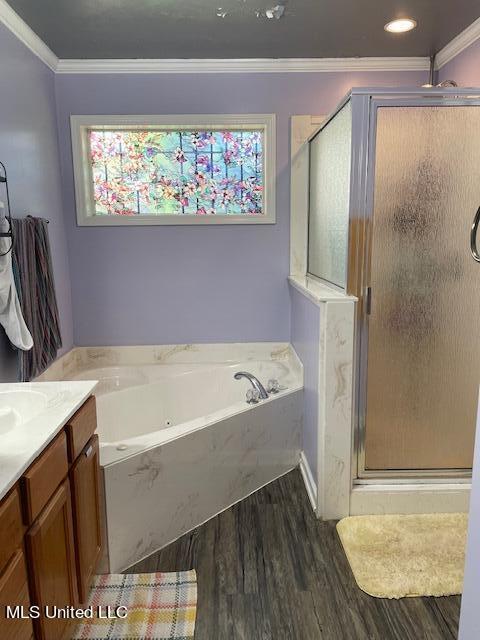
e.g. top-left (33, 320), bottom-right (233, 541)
top-left (76, 214), bottom-right (275, 226)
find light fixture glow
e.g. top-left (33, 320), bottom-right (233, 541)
top-left (384, 18), bottom-right (417, 33)
top-left (266, 4), bottom-right (285, 20)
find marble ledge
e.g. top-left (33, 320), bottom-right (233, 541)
top-left (37, 342), bottom-right (295, 380)
top-left (288, 275), bottom-right (357, 306)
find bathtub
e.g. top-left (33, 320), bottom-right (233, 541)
top-left (40, 343), bottom-right (303, 571)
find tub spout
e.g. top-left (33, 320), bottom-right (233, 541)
top-left (234, 371), bottom-right (269, 399)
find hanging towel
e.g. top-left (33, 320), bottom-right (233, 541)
top-left (12, 216), bottom-right (62, 381)
top-left (0, 213), bottom-right (33, 351)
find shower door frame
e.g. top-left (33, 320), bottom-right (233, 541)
top-left (348, 89), bottom-right (480, 481)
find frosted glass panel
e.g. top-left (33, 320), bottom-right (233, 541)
top-left (365, 106), bottom-right (480, 471)
top-left (308, 101), bottom-right (352, 288)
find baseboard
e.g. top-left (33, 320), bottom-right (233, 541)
top-left (350, 483), bottom-right (471, 515)
top-left (299, 451), bottom-right (317, 513)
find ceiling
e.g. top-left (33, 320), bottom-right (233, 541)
top-left (5, 0), bottom-right (480, 60)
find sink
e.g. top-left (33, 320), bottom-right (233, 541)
top-left (0, 390), bottom-right (49, 435)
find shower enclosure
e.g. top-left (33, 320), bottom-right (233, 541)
top-left (308, 88), bottom-right (480, 479)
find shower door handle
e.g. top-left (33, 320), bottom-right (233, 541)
top-left (365, 287), bottom-right (372, 315)
top-left (471, 206), bottom-right (480, 263)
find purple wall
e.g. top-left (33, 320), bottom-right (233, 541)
top-left (0, 23), bottom-right (72, 382)
top-left (439, 39), bottom-right (480, 86)
top-left (290, 286), bottom-right (320, 480)
top-left (55, 70), bottom-right (424, 346)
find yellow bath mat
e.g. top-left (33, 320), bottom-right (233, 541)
top-left (73, 571), bottom-right (197, 639)
top-left (336, 513), bottom-right (468, 599)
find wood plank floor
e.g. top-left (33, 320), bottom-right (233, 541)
top-left (125, 469), bottom-right (461, 640)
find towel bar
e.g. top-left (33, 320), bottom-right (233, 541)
top-left (0, 161), bottom-right (14, 257)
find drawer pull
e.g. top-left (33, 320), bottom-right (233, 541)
top-left (84, 445), bottom-right (93, 458)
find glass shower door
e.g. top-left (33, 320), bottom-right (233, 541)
top-left (363, 105), bottom-right (480, 472)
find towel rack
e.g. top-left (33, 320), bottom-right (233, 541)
top-left (0, 161), bottom-right (14, 257)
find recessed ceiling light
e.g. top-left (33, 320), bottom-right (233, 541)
top-left (384, 18), bottom-right (417, 33)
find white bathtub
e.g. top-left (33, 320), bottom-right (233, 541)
top-left (73, 358), bottom-right (301, 465)
top-left (40, 343), bottom-right (303, 571)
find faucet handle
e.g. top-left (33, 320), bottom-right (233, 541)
top-left (246, 389), bottom-right (261, 404)
top-left (267, 379), bottom-right (280, 394)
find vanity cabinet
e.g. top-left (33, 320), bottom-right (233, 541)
top-left (0, 395), bottom-right (102, 640)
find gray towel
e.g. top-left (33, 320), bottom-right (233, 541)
top-left (12, 216), bottom-right (62, 381)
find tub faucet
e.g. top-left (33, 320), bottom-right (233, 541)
top-left (234, 371), bottom-right (269, 399)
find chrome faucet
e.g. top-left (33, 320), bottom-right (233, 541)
top-left (234, 371), bottom-right (269, 400)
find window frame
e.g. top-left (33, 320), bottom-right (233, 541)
top-left (70, 114), bottom-right (276, 226)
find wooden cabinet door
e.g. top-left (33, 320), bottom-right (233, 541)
top-left (70, 435), bottom-right (102, 603)
top-left (0, 487), bottom-right (24, 573)
top-left (22, 432), bottom-right (69, 526)
top-left (0, 550), bottom-right (34, 640)
top-left (25, 480), bottom-right (78, 640)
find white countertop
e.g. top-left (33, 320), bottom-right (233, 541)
top-left (0, 381), bottom-right (98, 501)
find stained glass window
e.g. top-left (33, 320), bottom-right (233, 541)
top-left (88, 129), bottom-right (264, 217)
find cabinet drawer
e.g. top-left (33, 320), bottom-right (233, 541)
top-left (0, 550), bottom-right (34, 640)
top-left (21, 432), bottom-right (68, 526)
top-left (0, 487), bottom-right (24, 574)
top-left (65, 396), bottom-right (97, 463)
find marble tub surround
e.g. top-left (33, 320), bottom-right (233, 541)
top-left (36, 342), bottom-right (296, 381)
top-left (0, 380), bottom-right (97, 499)
top-left (35, 347), bottom-right (84, 382)
top-left (104, 389), bottom-right (302, 572)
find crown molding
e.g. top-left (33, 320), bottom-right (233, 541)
top-left (55, 56), bottom-right (430, 74)
top-left (0, 0), bottom-right (58, 71)
top-left (435, 16), bottom-right (480, 69)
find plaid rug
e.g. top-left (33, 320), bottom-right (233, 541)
top-left (73, 571), bottom-right (197, 640)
